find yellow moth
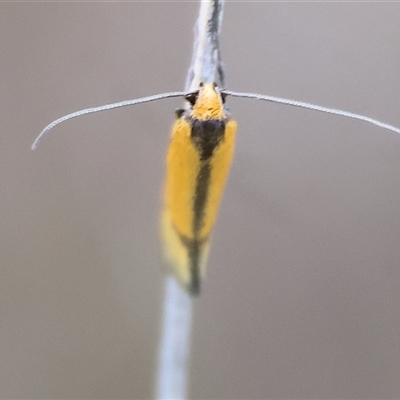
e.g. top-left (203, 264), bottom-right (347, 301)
top-left (161, 82), bottom-right (237, 295)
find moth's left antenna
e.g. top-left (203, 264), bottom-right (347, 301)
top-left (31, 91), bottom-right (185, 150)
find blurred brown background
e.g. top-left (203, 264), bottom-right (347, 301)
top-left (2, 2), bottom-right (400, 399)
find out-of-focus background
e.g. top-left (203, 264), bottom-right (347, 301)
top-left (2, 2), bottom-right (400, 399)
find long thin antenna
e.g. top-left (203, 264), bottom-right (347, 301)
top-left (31, 91), bottom-right (185, 150)
top-left (223, 90), bottom-right (400, 136)
top-left (155, 1), bottom-right (225, 399)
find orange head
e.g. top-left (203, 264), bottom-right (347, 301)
top-left (190, 83), bottom-right (225, 121)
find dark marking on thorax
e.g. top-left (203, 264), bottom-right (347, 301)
top-left (190, 119), bottom-right (225, 160)
top-left (188, 118), bottom-right (226, 238)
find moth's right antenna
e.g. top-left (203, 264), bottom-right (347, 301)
top-left (223, 90), bottom-right (400, 136)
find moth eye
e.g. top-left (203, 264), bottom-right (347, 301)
top-left (185, 91), bottom-right (199, 106)
top-left (220, 92), bottom-right (227, 103)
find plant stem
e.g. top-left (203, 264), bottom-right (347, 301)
top-left (155, 1), bottom-right (225, 399)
